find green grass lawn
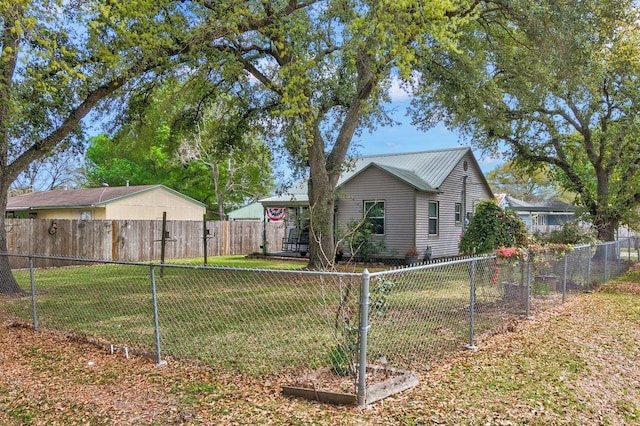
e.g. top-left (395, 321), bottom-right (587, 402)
top-left (6, 258), bottom-right (361, 374)
top-left (172, 254), bottom-right (309, 269)
top-left (2, 255), bottom-right (594, 376)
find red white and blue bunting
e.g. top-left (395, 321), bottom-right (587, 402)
top-left (266, 207), bottom-right (286, 221)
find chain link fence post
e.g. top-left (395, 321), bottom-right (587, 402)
top-left (29, 256), bottom-right (38, 331)
top-left (150, 264), bottom-right (164, 365)
top-left (525, 256), bottom-right (531, 318)
top-left (587, 244), bottom-right (593, 291)
top-left (604, 243), bottom-right (609, 284)
top-left (562, 254), bottom-right (568, 304)
top-left (617, 240), bottom-right (621, 276)
top-left (357, 268), bottom-right (370, 407)
top-left (466, 258), bottom-right (477, 350)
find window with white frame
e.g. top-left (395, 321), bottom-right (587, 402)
top-left (428, 201), bottom-right (439, 235)
top-left (364, 201), bottom-right (385, 235)
top-left (454, 203), bottom-right (462, 224)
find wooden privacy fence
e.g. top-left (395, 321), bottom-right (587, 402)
top-left (5, 218), bottom-right (287, 265)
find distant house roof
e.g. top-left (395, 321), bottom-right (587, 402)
top-left (497, 193), bottom-right (576, 213)
top-left (261, 147), bottom-right (480, 205)
top-left (227, 202), bottom-right (265, 221)
top-left (7, 184), bottom-right (206, 211)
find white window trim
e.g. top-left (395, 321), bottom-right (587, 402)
top-left (364, 200), bottom-right (385, 235)
top-left (454, 202), bottom-right (462, 224)
top-left (428, 201), bottom-right (439, 235)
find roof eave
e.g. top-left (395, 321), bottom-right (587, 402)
top-left (508, 206), bottom-right (577, 213)
top-left (8, 205), bottom-right (102, 211)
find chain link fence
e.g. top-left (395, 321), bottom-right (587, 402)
top-left (1, 238), bottom-right (636, 405)
top-left (3, 257), bottom-right (361, 375)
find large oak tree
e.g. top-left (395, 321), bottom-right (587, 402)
top-left (0, 0), bottom-right (312, 295)
top-left (411, 0), bottom-right (640, 242)
top-left (182, 0), bottom-right (475, 268)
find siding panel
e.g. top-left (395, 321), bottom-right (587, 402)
top-left (337, 167), bottom-right (416, 257)
top-left (416, 152), bottom-right (493, 258)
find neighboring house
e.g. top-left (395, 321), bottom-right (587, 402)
top-left (260, 147), bottom-right (494, 260)
top-left (496, 193), bottom-right (576, 233)
top-left (227, 202), bottom-right (266, 221)
top-left (6, 184), bottom-right (206, 221)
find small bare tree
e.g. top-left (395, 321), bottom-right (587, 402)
top-left (177, 102), bottom-right (272, 219)
top-left (11, 147), bottom-right (83, 195)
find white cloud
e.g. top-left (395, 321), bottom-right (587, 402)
top-left (385, 141), bottom-right (402, 149)
top-left (388, 76), bottom-right (413, 102)
top-left (387, 71), bottom-right (421, 102)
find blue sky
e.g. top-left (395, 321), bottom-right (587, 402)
top-left (351, 98), bottom-right (503, 174)
top-left (271, 94), bottom-right (504, 187)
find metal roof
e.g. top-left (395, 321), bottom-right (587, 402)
top-left (227, 202), bottom-right (265, 220)
top-left (497, 194), bottom-right (577, 212)
top-left (7, 185), bottom-right (206, 210)
top-left (341, 147), bottom-right (468, 189)
top-left (261, 147), bottom-right (471, 205)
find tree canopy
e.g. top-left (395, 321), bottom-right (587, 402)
top-left (84, 87), bottom-right (274, 218)
top-left (112, 0), bottom-right (477, 268)
top-left (0, 0), bottom-right (313, 294)
top-left (486, 161), bottom-right (573, 203)
top-left (411, 0), bottom-right (640, 241)
top-left (208, 1), bottom-right (474, 267)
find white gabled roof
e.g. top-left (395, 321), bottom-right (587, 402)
top-left (497, 193), bottom-right (577, 213)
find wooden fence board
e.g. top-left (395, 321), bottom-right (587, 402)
top-left (5, 218), bottom-right (287, 264)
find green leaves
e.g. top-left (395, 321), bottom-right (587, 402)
top-left (459, 200), bottom-right (528, 255)
top-left (412, 0), bottom-right (640, 240)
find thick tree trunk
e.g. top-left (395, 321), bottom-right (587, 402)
top-left (307, 129), bottom-right (337, 269)
top-left (307, 179), bottom-right (337, 269)
top-left (0, 198), bottom-right (25, 296)
top-left (303, 46), bottom-right (378, 269)
top-left (593, 213), bottom-right (618, 261)
top-left (594, 215), bottom-right (617, 242)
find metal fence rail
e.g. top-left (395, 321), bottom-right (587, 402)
top-left (1, 238), bottom-right (635, 406)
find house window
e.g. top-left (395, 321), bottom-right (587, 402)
top-left (454, 203), bottom-right (462, 223)
top-left (364, 201), bottom-right (385, 235)
top-left (428, 201), bottom-right (439, 235)
top-left (80, 211), bottom-right (91, 220)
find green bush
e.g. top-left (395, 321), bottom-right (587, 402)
top-left (459, 200), bottom-right (529, 255)
top-left (340, 220), bottom-right (385, 262)
top-left (536, 220), bottom-right (597, 245)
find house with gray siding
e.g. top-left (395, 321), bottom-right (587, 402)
top-left (260, 147), bottom-right (493, 260)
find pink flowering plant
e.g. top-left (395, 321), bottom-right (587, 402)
top-left (459, 200), bottom-right (576, 286)
top-left (494, 246), bottom-right (527, 261)
top-left (491, 246), bottom-right (526, 285)
top-left (491, 243), bottom-right (574, 285)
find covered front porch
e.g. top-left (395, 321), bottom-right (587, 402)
top-left (260, 198), bottom-right (310, 257)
